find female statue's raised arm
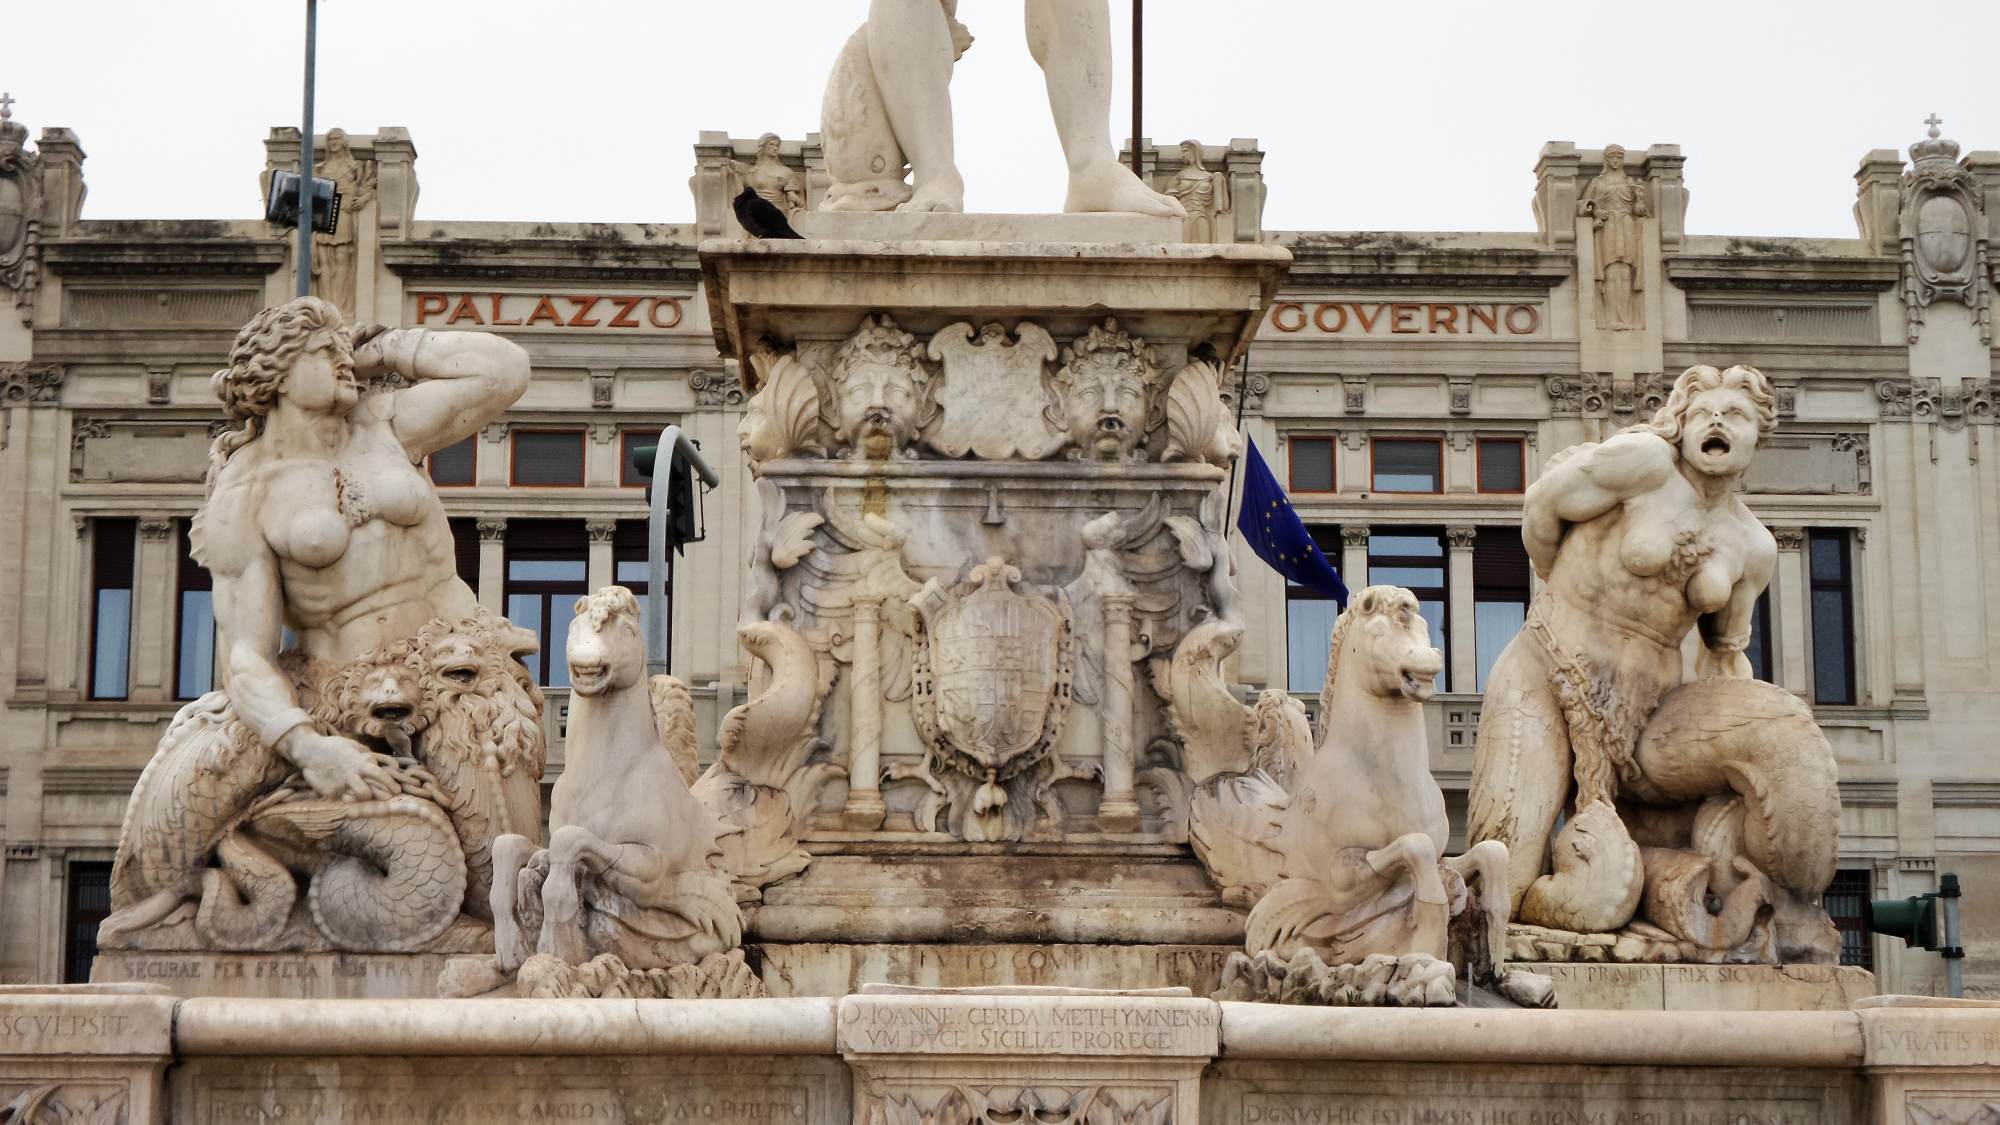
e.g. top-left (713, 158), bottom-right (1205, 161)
top-left (1521, 431), bottom-right (1674, 579)
top-left (352, 327), bottom-right (531, 460)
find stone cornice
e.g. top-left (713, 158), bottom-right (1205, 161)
top-left (1281, 239), bottom-right (1571, 290)
top-left (44, 238), bottom-right (286, 278)
top-left (382, 241), bottom-right (701, 285)
top-left (1665, 254), bottom-right (1901, 294)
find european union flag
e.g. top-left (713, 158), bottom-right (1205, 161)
top-left (1237, 437), bottom-right (1349, 604)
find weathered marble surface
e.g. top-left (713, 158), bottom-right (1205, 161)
top-left (794, 210), bottom-right (1180, 244)
top-left (757, 942), bottom-right (1241, 996)
top-left (1517, 961), bottom-right (1878, 1011)
top-left (0, 986), bottom-right (177, 1125)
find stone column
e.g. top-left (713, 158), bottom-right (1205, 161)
top-left (1098, 591), bottom-right (1140, 833)
top-left (1341, 526), bottom-right (1369, 591)
top-left (586, 520), bottom-right (616, 592)
top-left (1772, 527), bottom-right (1809, 696)
top-left (1445, 527), bottom-right (1477, 693)
top-left (129, 516), bottom-right (175, 702)
top-left (842, 594), bottom-right (888, 831)
top-left (477, 519), bottom-right (507, 613)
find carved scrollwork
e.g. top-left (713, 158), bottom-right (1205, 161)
top-left (690, 367), bottom-right (747, 409)
top-left (0, 361), bottom-right (64, 406)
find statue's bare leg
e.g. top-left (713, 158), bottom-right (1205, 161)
top-left (1443, 840), bottom-right (1512, 982)
top-left (1024, 0), bottom-right (1184, 217)
top-left (1467, 637), bottom-right (1573, 913)
top-left (490, 833), bottom-right (537, 973)
top-left (869, 0), bottom-right (965, 212)
top-left (1365, 832), bottom-right (1449, 960)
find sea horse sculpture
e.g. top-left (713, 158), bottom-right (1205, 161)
top-left (1189, 587), bottom-right (1549, 1007)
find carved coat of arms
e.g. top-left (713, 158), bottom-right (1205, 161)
top-left (910, 557), bottom-right (1073, 841)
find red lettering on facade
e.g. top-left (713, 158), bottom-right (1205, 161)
top-left (565, 296), bottom-right (603, 328)
top-left (1468, 305), bottom-right (1500, 334)
top-left (445, 296), bottom-right (484, 325)
top-left (1427, 304), bottom-right (1458, 333)
top-left (489, 294), bottom-right (522, 326)
top-left (525, 297), bottom-right (564, 326)
top-left (1313, 303), bottom-right (1347, 333)
top-left (1270, 302), bottom-right (1305, 332)
top-left (1351, 304), bottom-right (1386, 332)
top-left (607, 295), bottom-right (643, 328)
top-left (414, 293), bottom-right (448, 324)
top-left (1389, 304), bottom-right (1420, 333)
top-left (647, 297), bottom-right (683, 328)
top-left (1505, 304), bottom-right (1540, 334)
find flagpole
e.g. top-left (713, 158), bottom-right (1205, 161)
top-left (1129, 0), bottom-right (1143, 177)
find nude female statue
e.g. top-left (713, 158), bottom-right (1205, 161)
top-left (823, 0), bottom-right (1184, 216)
top-left (1467, 364), bottom-right (1778, 927)
top-left (311, 129), bottom-right (375, 318)
top-left (195, 296), bottom-right (531, 804)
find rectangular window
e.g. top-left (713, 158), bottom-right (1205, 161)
top-left (427, 436), bottom-right (477, 486)
top-left (511, 430), bottom-right (586, 487)
top-left (1369, 528), bottom-right (1449, 690)
top-left (64, 861), bottom-right (114, 984)
top-left (1371, 438), bottom-right (1443, 494)
top-left (90, 518), bottom-right (136, 700)
top-left (1746, 589), bottom-right (1774, 683)
top-left (504, 520), bottom-right (589, 687)
top-left (1287, 436), bottom-right (1335, 493)
top-left (1472, 527), bottom-right (1530, 692)
top-left (448, 518), bottom-right (482, 591)
top-left (1809, 530), bottom-right (1856, 705)
top-left (1824, 868), bottom-right (1875, 970)
top-left (1476, 438), bottom-right (1525, 493)
top-left (1284, 524), bottom-right (1346, 693)
top-left (174, 520), bottom-right (217, 700)
top-left (622, 430), bottom-right (657, 488)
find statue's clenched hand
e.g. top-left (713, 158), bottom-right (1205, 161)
top-left (283, 729), bottom-right (398, 801)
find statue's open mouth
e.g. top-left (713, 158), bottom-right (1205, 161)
top-left (1400, 670), bottom-right (1437, 700)
top-left (1096, 415), bottom-right (1126, 434)
top-left (569, 663), bottom-right (608, 694)
top-left (1701, 433), bottom-right (1731, 456)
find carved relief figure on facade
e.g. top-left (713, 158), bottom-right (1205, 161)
top-left (820, 0), bottom-right (1183, 216)
top-left (730, 132), bottom-right (808, 221)
top-left (1578, 144), bottom-right (1650, 331)
top-left (0, 93), bottom-right (46, 326)
top-left (1166, 140), bottom-right (1230, 243)
top-left (311, 129), bottom-right (377, 319)
top-left (820, 314), bottom-right (939, 460)
top-left (1467, 363), bottom-right (1842, 964)
top-left (1193, 587), bottom-right (1550, 1007)
top-left (473, 587), bottom-right (760, 1000)
top-left (100, 296), bottom-right (546, 953)
top-left (1900, 115), bottom-right (1993, 344)
top-left (1045, 318), bottom-right (1160, 463)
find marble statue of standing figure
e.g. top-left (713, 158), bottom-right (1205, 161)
top-left (1468, 365), bottom-right (1777, 930)
top-left (731, 132), bottom-right (807, 221)
top-left (1578, 144), bottom-right (1649, 331)
top-left (821, 0), bottom-right (1185, 216)
top-left (1166, 140), bottom-right (1229, 243)
top-left (312, 129), bottom-right (376, 319)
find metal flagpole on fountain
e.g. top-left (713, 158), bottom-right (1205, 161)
top-left (1129, 0), bottom-right (1143, 177)
top-left (297, 0), bottom-right (317, 298)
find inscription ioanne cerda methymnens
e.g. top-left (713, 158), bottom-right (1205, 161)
top-left (839, 997), bottom-right (1219, 1057)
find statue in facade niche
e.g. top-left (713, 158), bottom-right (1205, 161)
top-left (820, 0), bottom-right (1184, 216)
top-left (1468, 364), bottom-right (1842, 964)
top-left (101, 297), bottom-right (549, 954)
top-left (1578, 144), bottom-right (1649, 331)
top-left (0, 94), bottom-right (45, 325)
top-left (730, 132), bottom-right (808, 221)
top-left (1166, 140), bottom-right (1230, 243)
top-left (311, 129), bottom-right (376, 319)
top-left (1194, 587), bottom-right (1551, 1008)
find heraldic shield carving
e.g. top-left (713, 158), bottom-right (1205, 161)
top-left (910, 557), bottom-right (1075, 842)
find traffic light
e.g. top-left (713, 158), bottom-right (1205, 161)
top-left (629, 428), bottom-right (713, 555)
top-left (1866, 872), bottom-right (1964, 997)
top-left (264, 171), bottom-right (342, 234)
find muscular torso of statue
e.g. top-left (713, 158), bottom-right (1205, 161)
top-left (231, 402), bottom-right (478, 664)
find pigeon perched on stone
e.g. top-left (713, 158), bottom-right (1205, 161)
top-left (733, 186), bottom-right (803, 239)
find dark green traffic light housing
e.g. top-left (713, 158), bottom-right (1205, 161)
top-left (629, 438), bottom-right (704, 552)
top-left (631, 426), bottom-right (718, 678)
top-left (1866, 873), bottom-right (1957, 953)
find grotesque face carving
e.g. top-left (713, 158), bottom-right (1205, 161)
top-left (1048, 319), bottom-right (1157, 463)
top-left (1677, 385), bottom-right (1761, 478)
top-left (827, 315), bottom-right (935, 460)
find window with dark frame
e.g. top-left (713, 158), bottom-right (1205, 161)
top-left (448, 518), bottom-right (482, 591)
top-left (511, 430), bottom-right (587, 487)
top-left (174, 520), bottom-right (217, 700)
top-left (1288, 436), bottom-right (1336, 493)
top-left (1809, 529), bottom-right (1857, 705)
top-left (1824, 868), bottom-right (1875, 970)
top-left (1476, 438), bottom-right (1526, 494)
top-left (90, 518), bottom-right (136, 700)
top-left (64, 861), bottom-right (114, 984)
top-left (504, 520), bottom-right (590, 688)
top-left (1371, 438), bottom-right (1443, 494)
top-left (427, 436), bottom-right (477, 486)
top-left (1284, 524), bottom-right (1346, 693)
top-left (1368, 528), bottom-right (1450, 690)
top-left (1746, 589), bottom-right (1775, 684)
top-left (621, 430), bottom-right (656, 489)
top-left (1472, 527), bottom-right (1530, 692)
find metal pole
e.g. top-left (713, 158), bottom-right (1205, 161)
top-left (296, 0), bottom-right (317, 299)
top-left (1129, 0), bottom-right (1143, 177)
top-left (1942, 872), bottom-right (1964, 999)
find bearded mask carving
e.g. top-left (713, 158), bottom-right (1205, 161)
top-left (1045, 318), bottom-right (1159, 463)
top-left (821, 314), bottom-right (938, 460)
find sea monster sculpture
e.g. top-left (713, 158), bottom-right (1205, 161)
top-left (1187, 587), bottom-right (1552, 1007)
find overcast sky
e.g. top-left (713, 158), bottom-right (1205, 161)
top-left (8, 1), bottom-right (1997, 237)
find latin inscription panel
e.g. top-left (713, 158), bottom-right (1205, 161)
top-left (838, 994), bottom-right (1218, 1057)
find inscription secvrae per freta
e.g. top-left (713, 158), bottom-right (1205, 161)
top-left (838, 995), bottom-right (1218, 1057)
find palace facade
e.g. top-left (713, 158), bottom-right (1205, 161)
top-left (1, 117), bottom-right (1995, 997)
